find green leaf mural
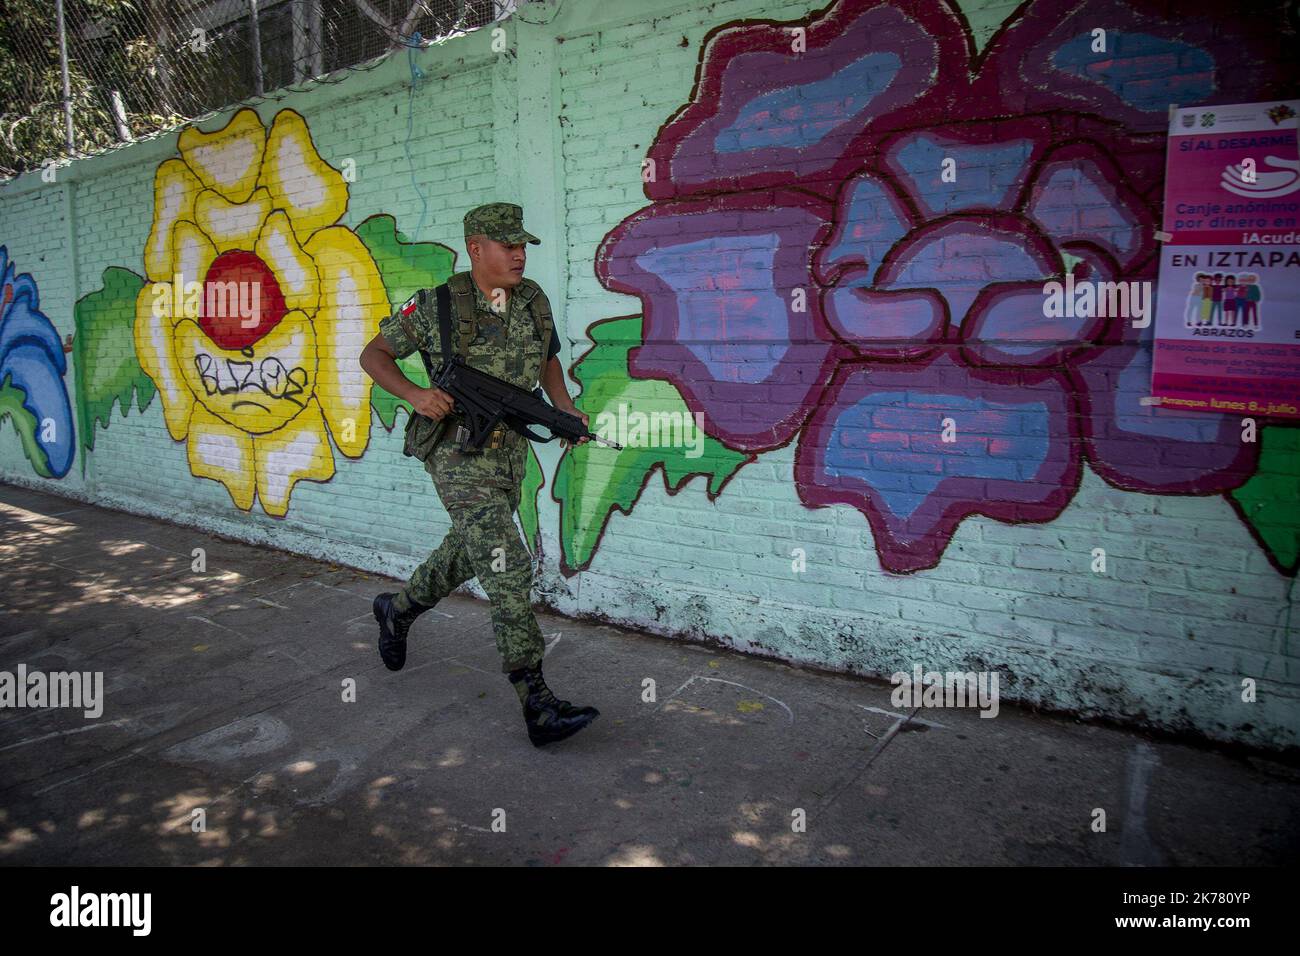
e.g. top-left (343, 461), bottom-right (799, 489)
top-left (519, 444), bottom-right (545, 550)
top-left (0, 379), bottom-right (53, 478)
top-left (355, 214), bottom-right (455, 429)
top-left (552, 316), bottom-right (752, 573)
top-left (74, 266), bottom-right (155, 463)
top-left (1229, 426), bottom-right (1300, 576)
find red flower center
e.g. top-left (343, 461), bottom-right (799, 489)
top-left (200, 250), bottom-right (287, 351)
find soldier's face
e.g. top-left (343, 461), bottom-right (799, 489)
top-left (474, 237), bottom-right (526, 289)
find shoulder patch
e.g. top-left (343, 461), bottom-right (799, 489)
top-left (400, 294), bottom-right (418, 317)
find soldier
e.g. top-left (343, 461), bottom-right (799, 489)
top-left (358, 202), bottom-right (599, 747)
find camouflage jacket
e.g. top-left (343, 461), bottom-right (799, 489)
top-left (378, 271), bottom-right (557, 477)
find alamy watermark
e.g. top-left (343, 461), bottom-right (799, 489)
top-left (1041, 274), bottom-right (1152, 326)
top-left (890, 665), bottom-right (1000, 718)
top-left (592, 403), bottom-right (706, 458)
top-left (0, 665), bottom-right (103, 718)
top-left (49, 886), bottom-right (150, 936)
top-left (151, 275), bottom-right (262, 329)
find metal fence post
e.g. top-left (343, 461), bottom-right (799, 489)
top-left (110, 91), bottom-right (133, 142)
top-left (250, 0), bottom-right (264, 97)
top-left (55, 0), bottom-right (75, 155)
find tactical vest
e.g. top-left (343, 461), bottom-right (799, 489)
top-left (401, 271), bottom-right (554, 460)
top-left (445, 271), bottom-right (553, 393)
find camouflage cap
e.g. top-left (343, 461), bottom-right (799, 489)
top-left (463, 202), bottom-right (540, 245)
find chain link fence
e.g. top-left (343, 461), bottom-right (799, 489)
top-left (1, 0), bottom-right (520, 180)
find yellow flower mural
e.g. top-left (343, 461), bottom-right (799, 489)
top-left (133, 107), bottom-right (386, 516)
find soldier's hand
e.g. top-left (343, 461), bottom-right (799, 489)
top-left (412, 387), bottom-right (454, 421)
top-left (558, 405), bottom-right (590, 449)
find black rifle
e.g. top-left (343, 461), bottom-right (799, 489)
top-left (405, 283), bottom-right (621, 456)
top-left (434, 358), bottom-right (621, 453)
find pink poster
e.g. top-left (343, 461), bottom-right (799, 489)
top-left (1151, 100), bottom-right (1300, 419)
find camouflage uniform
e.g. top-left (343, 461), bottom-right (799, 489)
top-left (378, 203), bottom-right (557, 673)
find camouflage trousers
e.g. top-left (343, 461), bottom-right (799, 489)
top-left (401, 429), bottom-right (544, 673)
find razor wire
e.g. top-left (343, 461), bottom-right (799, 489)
top-left (1, 0), bottom-right (518, 180)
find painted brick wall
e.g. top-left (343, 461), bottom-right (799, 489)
top-left (2, 0), bottom-right (1296, 750)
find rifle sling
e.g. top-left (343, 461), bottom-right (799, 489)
top-left (420, 283), bottom-right (564, 447)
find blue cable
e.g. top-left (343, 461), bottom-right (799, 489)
top-left (402, 31), bottom-right (429, 241)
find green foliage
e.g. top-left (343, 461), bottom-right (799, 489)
top-left (0, 0), bottom-right (175, 177)
top-left (355, 214), bottom-right (455, 429)
top-left (0, 378), bottom-right (53, 477)
top-left (520, 444), bottom-right (544, 550)
top-left (1230, 427), bottom-right (1300, 576)
top-left (74, 266), bottom-right (154, 461)
top-left (552, 316), bottom-right (750, 572)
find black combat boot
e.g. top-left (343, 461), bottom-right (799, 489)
top-left (373, 592), bottom-right (431, 671)
top-left (509, 664), bottom-right (599, 747)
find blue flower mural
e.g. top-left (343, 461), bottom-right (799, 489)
top-left (0, 245), bottom-right (75, 478)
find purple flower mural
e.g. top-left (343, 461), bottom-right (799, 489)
top-left (595, 0), bottom-right (1293, 572)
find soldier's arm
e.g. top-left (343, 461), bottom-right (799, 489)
top-left (539, 351), bottom-right (589, 446)
top-left (539, 354), bottom-right (575, 412)
top-left (359, 330), bottom-right (454, 421)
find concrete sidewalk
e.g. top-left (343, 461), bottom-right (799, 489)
top-left (1, 483), bottom-right (1296, 866)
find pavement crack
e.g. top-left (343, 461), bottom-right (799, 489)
top-left (813, 705), bottom-right (922, 811)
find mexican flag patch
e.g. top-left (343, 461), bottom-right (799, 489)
top-left (400, 293), bottom-right (418, 316)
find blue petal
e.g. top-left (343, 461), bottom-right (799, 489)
top-left (0, 296), bottom-right (65, 374)
top-left (0, 343), bottom-right (75, 477)
top-left (1050, 32), bottom-right (1215, 114)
